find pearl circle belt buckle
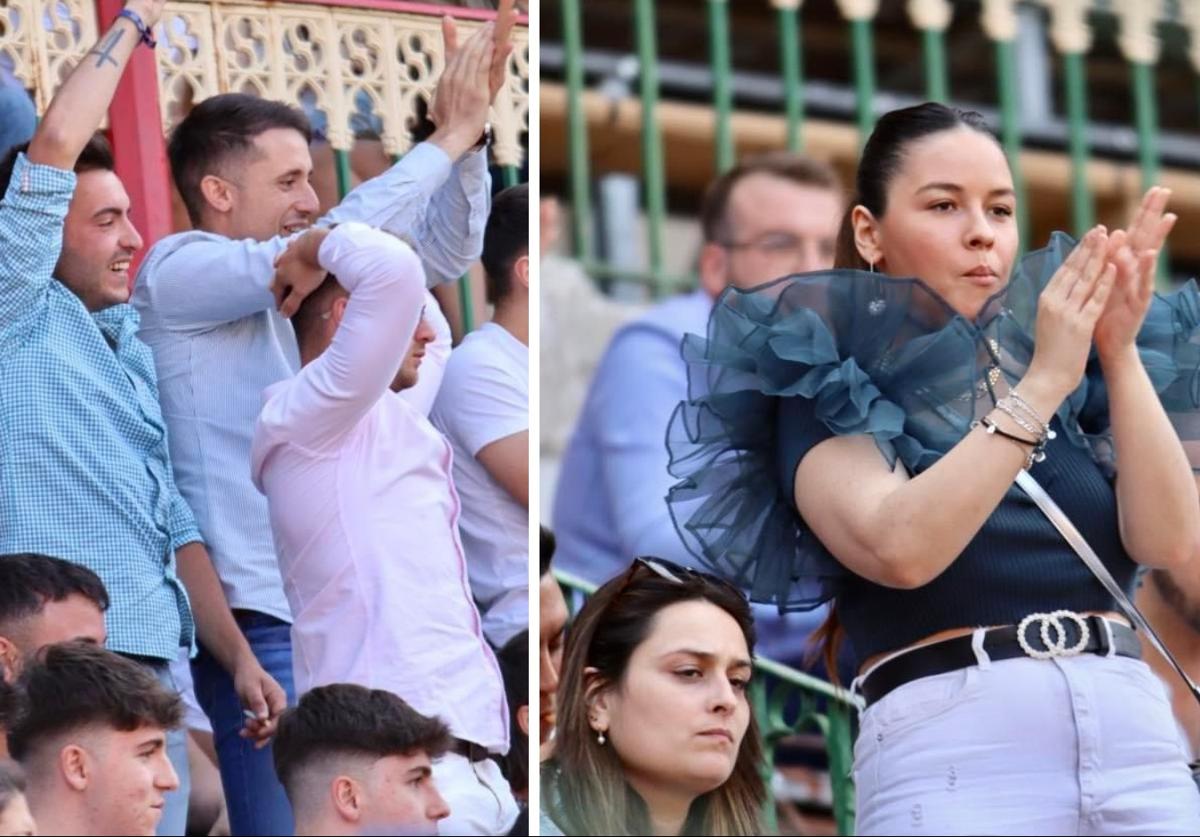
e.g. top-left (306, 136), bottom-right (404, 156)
top-left (1016, 610), bottom-right (1090, 660)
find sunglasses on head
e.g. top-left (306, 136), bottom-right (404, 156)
top-left (617, 556), bottom-right (746, 601)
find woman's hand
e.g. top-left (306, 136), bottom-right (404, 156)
top-left (1093, 187), bottom-right (1177, 362)
top-left (1025, 226), bottom-right (1117, 401)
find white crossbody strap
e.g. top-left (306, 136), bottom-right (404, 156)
top-left (1015, 469), bottom-right (1200, 706)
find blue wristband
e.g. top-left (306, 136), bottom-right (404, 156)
top-left (116, 8), bottom-right (157, 49)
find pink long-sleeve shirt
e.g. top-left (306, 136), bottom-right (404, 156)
top-left (250, 223), bottom-right (508, 752)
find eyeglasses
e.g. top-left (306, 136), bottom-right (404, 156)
top-left (717, 231), bottom-right (836, 262)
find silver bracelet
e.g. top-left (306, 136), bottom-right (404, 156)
top-left (995, 398), bottom-right (1045, 440)
top-left (1007, 389), bottom-right (1057, 440)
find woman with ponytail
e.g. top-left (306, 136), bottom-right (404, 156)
top-left (667, 102), bottom-right (1200, 834)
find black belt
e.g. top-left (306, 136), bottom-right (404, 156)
top-left (859, 614), bottom-right (1141, 708)
top-left (451, 737), bottom-right (491, 763)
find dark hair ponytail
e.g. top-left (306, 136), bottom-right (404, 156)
top-left (834, 102), bottom-right (999, 270)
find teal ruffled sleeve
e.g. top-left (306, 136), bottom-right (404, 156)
top-left (666, 232), bottom-right (1200, 612)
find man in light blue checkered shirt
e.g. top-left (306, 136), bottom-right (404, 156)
top-left (0, 3), bottom-right (285, 833)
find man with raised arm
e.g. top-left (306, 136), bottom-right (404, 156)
top-left (130, 7), bottom-right (516, 834)
top-left (0, 4), bottom-right (283, 832)
top-left (251, 223), bottom-right (516, 835)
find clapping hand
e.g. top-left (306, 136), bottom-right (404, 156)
top-left (1093, 187), bottom-right (1177, 360)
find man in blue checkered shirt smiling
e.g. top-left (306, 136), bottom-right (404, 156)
top-left (0, 3), bottom-right (284, 832)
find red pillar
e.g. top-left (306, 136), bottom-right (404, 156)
top-left (95, 0), bottom-right (173, 280)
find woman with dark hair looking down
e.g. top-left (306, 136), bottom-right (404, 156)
top-left (541, 557), bottom-right (766, 836)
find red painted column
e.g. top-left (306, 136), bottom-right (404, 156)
top-left (95, 0), bottom-right (173, 281)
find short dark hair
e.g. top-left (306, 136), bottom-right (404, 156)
top-left (540, 526), bottom-right (555, 578)
top-left (699, 152), bottom-right (842, 245)
top-left (168, 93), bottom-right (312, 226)
top-left (498, 630), bottom-right (529, 795)
top-left (0, 677), bottom-right (24, 735)
top-left (0, 759), bottom-right (26, 813)
top-left (0, 554), bottom-right (109, 636)
top-left (7, 642), bottom-right (183, 761)
top-left (290, 272), bottom-right (346, 353)
top-left (273, 684), bottom-right (452, 803)
top-left (0, 133), bottom-right (115, 200)
top-left (482, 184), bottom-right (528, 305)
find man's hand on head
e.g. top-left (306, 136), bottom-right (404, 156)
top-left (271, 228), bottom-right (332, 319)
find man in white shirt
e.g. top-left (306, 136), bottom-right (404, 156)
top-left (251, 222), bottom-right (515, 836)
top-left (432, 184), bottom-right (528, 649)
top-left (132, 16), bottom-right (514, 836)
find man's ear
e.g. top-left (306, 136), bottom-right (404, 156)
top-left (698, 242), bottom-right (728, 299)
top-left (0, 635), bottom-right (21, 684)
top-left (513, 254), bottom-right (530, 291)
top-left (331, 775), bottom-right (364, 823)
top-left (198, 174), bottom-right (235, 216)
top-left (60, 744), bottom-right (90, 792)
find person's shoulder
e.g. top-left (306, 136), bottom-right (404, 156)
top-left (448, 324), bottom-right (525, 376)
top-left (604, 290), bottom-right (710, 355)
top-left (137, 230), bottom-right (232, 286)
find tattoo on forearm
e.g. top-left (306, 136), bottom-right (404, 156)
top-left (89, 28), bottom-right (125, 68)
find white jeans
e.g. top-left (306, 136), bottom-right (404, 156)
top-left (433, 752), bottom-right (519, 836)
top-left (854, 649), bottom-right (1200, 835)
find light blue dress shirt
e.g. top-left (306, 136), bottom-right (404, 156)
top-left (553, 290), bottom-right (713, 583)
top-left (0, 153), bottom-right (199, 661)
top-left (132, 143), bottom-right (490, 621)
top-left (553, 289), bottom-right (827, 665)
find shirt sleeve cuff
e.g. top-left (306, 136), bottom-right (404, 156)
top-left (5, 152), bottom-right (76, 207)
top-left (171, 526), bottom-right (204, 552)
top-left (394, 142), bottom-right (453, 203)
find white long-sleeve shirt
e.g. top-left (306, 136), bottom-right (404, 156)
top-left (249, 223), bottom-right (508, 752)
top-left (132, 144), bottom-right (489, 621)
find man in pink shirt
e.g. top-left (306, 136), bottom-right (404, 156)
top-left (250, 222), bottom-right (515, 835)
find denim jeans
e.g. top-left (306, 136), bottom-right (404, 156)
top-left (853, 648), bottom-right (1200, 835)
top-left (191, 612), bottom-right (296, 836)
top-left (132, 657), bottom-right (189, 837)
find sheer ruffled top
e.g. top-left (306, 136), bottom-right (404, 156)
top-left (666, 233), bottom-right (1200, 616)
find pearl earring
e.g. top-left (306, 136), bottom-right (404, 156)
top-left (597, 730), bottom-right (606, 745)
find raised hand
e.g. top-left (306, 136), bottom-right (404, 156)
top-left (1025, 227), bottom-right (1118, 400)
top-left (1093, 187), bottom-right (1177, 360)
top-left (489, 0), bottom-right (518, 101)
top-left (429, 19), bottom-right (494, 159)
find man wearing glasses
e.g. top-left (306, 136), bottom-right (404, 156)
top-left (554, 153), bottom-right (843, 587)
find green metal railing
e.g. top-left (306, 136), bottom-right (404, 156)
top-left (558, 0), bottom-right (1193, 296)
top-left (555, 569), bottom-right (862, 835)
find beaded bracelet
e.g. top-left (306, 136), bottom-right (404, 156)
top-left (117, 8), bottom-right (157, 49)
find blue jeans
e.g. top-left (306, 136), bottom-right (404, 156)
top-left (192, 612), bottom-right (296, 836)
top-left (142, 659), bottom-right (190, 837)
